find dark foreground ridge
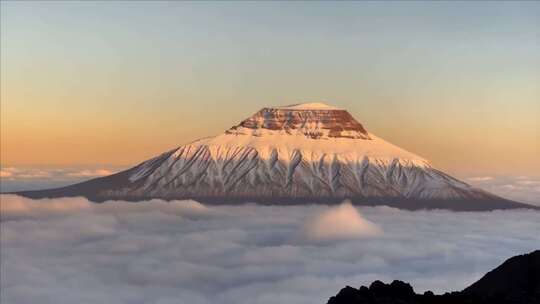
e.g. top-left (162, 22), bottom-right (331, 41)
top-left (327, 250), bottom-right (540, 304)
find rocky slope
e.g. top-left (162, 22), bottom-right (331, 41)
top-left (327, 250), bottom-right (540, 304)
top-left (17, 102), bottom-right (536, 210)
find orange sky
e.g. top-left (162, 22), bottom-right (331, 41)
top-left (1, 1), bottom-right (539, 176)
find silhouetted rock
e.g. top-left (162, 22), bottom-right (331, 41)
top-left (327, 250), bottom-right (540, 304)
top-left (463, 250), bottom-right (540, 303)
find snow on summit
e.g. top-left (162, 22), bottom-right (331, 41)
top-left (275, 102), bottom-right (342, 110)
top-left (216, 102), bottom-right (427, 162)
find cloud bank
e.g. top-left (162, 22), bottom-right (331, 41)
top-left (1, 195), bottom-right (539, 304)
top-left (466, 175), bottom-right (540, 205)
top-left (300, 202), bottom-right (382, 242)
top-left (0, 165), bottom-right (125, 192)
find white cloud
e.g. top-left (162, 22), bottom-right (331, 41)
top-left (466, 175), bottom-right (540, 205)
top-left (66, 169), bottom-right (114, 177)
top-left (1, 195), bottom-right (539, 304)
top-left (0, 195), bottom-right (212, 221)
top-left (300, 202), bottom-right (382, 242)
top-left (0, 167), bottom-right (52, 179)
top-left (0, 166), bottom-right (125, 193)
top-left (0, 166), bottom-right (120, 182)
top-left (516, 180), bottom-right (540, 186)
top-left (0, 195), bottom-right (92, 220)
top-left (0, 169), bottom-right (13, 178)
top-left (466, 176), bottom-right (494, 182)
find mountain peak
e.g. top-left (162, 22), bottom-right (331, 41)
top-left (226, 103), bottom-right (370, 139)
top-left (274, 102), bottom-right (341, 110)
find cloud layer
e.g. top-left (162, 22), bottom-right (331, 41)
top-left (466, 175), bottom-right (540, 205)
top-left (0, 166), bottom-right (124, 192)
top-left (1, 195), bottom-right (539, 304)
top-left (0, 167), bottom-right (116, 180)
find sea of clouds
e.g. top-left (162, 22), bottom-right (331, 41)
top-left (1, 194), bottom-right (539, 304)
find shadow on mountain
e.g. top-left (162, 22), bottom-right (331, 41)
top-left (328, 250), bottom-right (540, 304)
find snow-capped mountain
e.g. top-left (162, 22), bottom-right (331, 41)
top-left (18, 102), bottom-right (535, 210)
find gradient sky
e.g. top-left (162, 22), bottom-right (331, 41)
top-left (1, 1), bottom-right (539, 177)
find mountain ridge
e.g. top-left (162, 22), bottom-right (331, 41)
top-left (14, 102), bottom-right (537, 211)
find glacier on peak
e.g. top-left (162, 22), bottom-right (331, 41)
top-left (275, 102), bottom-right (342, 110)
